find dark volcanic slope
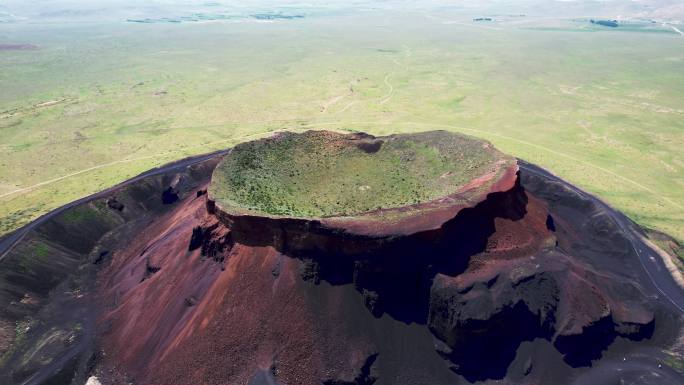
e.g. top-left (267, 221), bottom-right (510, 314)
top-left (0, 155), bottom-right (223, 385)
top-left (0, 139), bottom-right (682, 385)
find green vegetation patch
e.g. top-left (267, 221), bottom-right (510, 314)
top-left (210, 130), bottom-right (511, 218)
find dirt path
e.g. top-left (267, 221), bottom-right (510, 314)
top-left (379, 74), bottom-right (394, 105)
top-left (377, 46), bottom-right (410, 106)
top-left (0, 156), bottom-right (159, 199)
top-left (334, 101), bottom-right (358, 115)
top-left (320, 93), bottom-right (349, 113)
top-left (325, 46), bottom-right (409, 113)
top-left (570, 353), bottom-right (683, 385)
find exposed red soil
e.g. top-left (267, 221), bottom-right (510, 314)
top-left (98, 187), bottom-right (224, 377)
top-left (79, 137), bottom-right (663, 385)
top-left (98, 186), bottom-right (376, 385)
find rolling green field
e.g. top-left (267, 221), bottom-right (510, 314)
top-left (1, 8), bottom-right (683, 241)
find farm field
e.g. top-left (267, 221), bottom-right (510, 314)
top-left (1, 6), bottom-right (683, 241)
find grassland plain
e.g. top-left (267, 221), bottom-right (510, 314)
top-left (0, 11), bottom-right (683, 241)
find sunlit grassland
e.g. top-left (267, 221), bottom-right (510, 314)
top-left (1, 12), bottom-right (682, 240)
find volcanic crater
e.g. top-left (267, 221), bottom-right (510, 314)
top-left (0, 130), bottom-right (681, 385)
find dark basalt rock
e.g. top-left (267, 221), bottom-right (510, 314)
top-left (356, 140), bottom-right (383, 154)
top-left (106, 197), bottom-right (124, 211)
top-left (431, 301), bottom-right (543, 381)
top-left (428, 251), bottom-right (656, 378)
top-left (161, 186), bottom-right (179, 204)
top-left (241, 177), bottom-right (529, 326)
top-left (188, 220), bottom-right (234, 263)
top-left (188, 226), bottom-right (204, 251)
top-left (184, 296), bottom-right (199, 307)
top-left (140, 258), bottom-right (161, 282)
top-left (93, 250), bottom-right (109, 265)
top-left (546, 214), bottom-right (556, 231)
top-left (553, 315), bottom-right (617, 367)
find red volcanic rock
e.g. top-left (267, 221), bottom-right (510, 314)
top-left (98, 189), bottom-right (380, 385)
top-left (98, 190), bottom-right (225, 376)
top-left (89, 132), bottom-right (658, 385)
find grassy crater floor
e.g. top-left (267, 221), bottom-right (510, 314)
top-left (209, 130), bottom-right (513, 218)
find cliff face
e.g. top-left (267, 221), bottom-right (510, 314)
top-left (93, 167), bottom-right (659, 385)
top-left (208, 130), bottom-right (520, 240)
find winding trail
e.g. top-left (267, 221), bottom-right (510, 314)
top-left (570, 354), bottom-right (684, 385)
top-left (325, 79), bottom-right (360, 114)
top-left (377, 45), bottom-right (409, 106)
top-left (326, 46), bottom-right (408, 113)
top-left (320, 93), bottom-right (349, 113)
top-left (379, 74), bottom-right (394, 105)
top-left (334, 101), bottom-right (358, 115)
